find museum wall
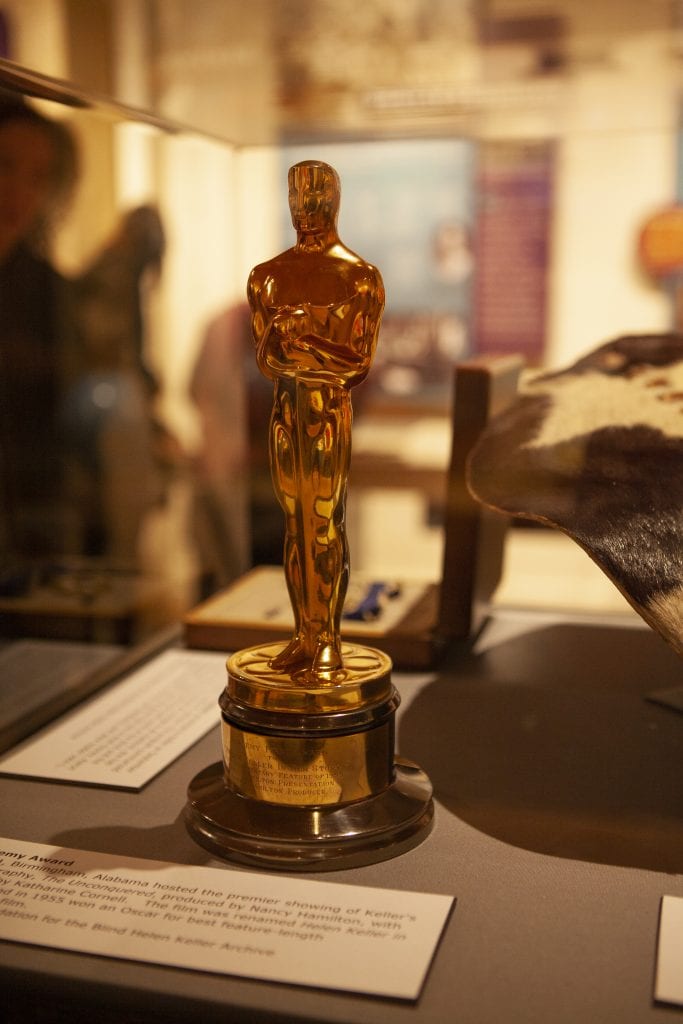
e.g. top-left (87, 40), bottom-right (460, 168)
top-left (3, 0), bottom-right (679, 376)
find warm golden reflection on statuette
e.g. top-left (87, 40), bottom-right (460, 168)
top-left (185, 161), bottom-right (433, 870)
top-left (247, 160), bottom-right (385, 683)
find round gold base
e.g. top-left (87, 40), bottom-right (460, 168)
top-left (185, 758), bottom-right (434, 872)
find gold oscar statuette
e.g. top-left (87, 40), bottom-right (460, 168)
top-left (185, 160), bottom-right (434, 869)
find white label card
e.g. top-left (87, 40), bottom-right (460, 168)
top-left (0, 838), bottom-right (454, 1000)
top-left (655, 896), bottom-right (683, 1006)
top-left (0, 649), bottom-right (227, 789)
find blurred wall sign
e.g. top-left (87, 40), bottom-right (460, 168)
top-left (474, 140), bottom-right (554, 364)
top-left (281, 139), bottom-right (476, 406)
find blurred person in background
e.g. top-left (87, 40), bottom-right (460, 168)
top-left (188, 302), bottom-right (252, 599)
top-left (64, 204), bottom-right (181, 564)
top-left (0, 99), bottom-right (78, 564)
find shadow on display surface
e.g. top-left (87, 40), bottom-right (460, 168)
top-left (399, 619), bottom-right (683, 874)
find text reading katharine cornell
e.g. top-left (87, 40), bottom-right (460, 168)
top-left (3, 851), bottom-right (412, 942)
top-left (0, 839), bottom-right (454, 999)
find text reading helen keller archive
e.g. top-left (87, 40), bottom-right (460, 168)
top-left (0, 839), bottom-right (453, 1000)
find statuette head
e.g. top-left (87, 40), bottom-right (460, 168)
top-left (288, 160), bottom-right (340, 235)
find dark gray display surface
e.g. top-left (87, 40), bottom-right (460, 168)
top-left (2, 609), bottom-right (682, 1024)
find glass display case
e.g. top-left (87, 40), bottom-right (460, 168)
top-left (1, 0), bottom-right (680, 736)
top-left (0, 11), bottom-right (682, 1022)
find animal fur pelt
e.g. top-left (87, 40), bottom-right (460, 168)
top-left (467, 334), bottom-right (683, 656)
